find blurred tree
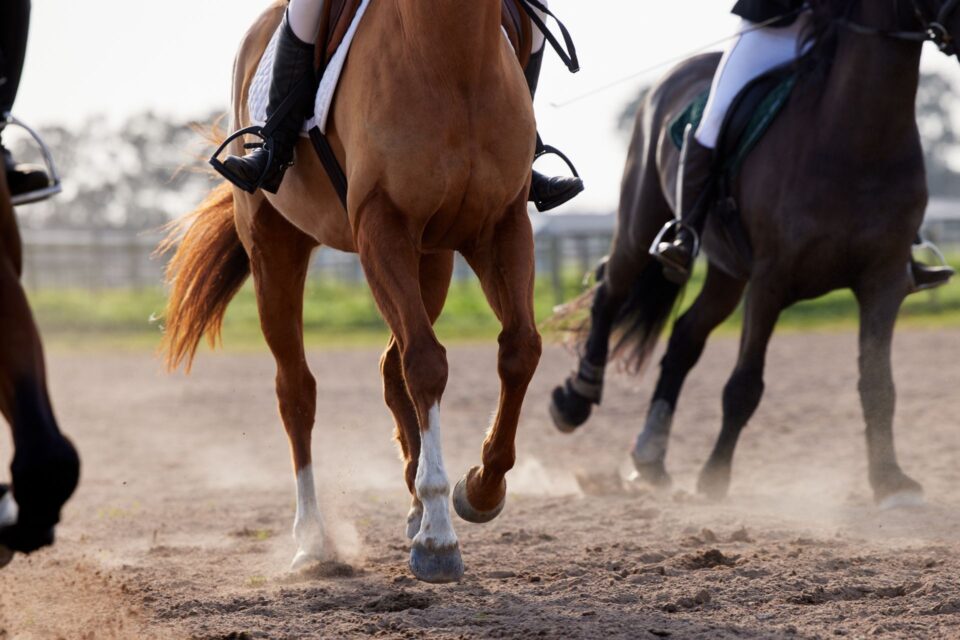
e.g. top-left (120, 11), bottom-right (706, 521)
top-left (9, 110), bottom-right (223, 230)
top-left (617, 70), bottom-right (960, 197)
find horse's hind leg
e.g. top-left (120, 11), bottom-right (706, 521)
top-left (697, 279), bottom-right (781, 500)
top-left (0, 200), bottom-right (79, 559)
top-left (454, 204), bottom-right (541, 524)
top-left (633, 264), bottom-right (744, 487)
top-left (855, 279), bottom-right (923, 508)
top-left (247, 200), bottom-right (326, 569)
top-left (549, 257), bottom-right (631, 432)
top-left (357, 201), bottom-right (461, 584)
top-left (380, 251), bottom-right (454, 540)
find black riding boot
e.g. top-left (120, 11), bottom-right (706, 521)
top-left (216, 11), bottom-right (316, 194)
top-left (526, 47), bottom-right (583, 212)
top-left (650, 125), bottom-right (715, 284)
top-left (0, 0), bottom-right (48, 199)
top-left (910, 235), bottom-right (955, 292)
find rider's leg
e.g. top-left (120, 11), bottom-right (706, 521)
top-left (910, 234), bottom-right (955, 292)
top-left (652, 15), bottom-right (811, 283)
top-left (216, 0), bottom-right (323, 194)
top-left (0, 0), bottom-right (48, 199)
top-left (526, 1), bottom-right (584, 213)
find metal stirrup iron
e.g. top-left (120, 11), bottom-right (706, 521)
top-left (2, 113), bottom-right (63, 206)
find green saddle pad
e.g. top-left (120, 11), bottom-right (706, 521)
top-left (670, 74), bottom-right (798, 178)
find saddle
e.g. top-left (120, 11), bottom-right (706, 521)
top-left (670, 63), bottom-right (799, 280)
top-left (315, 0), bottom-right (534, 71)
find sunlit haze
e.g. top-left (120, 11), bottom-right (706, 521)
top-left (15, 0), bottom-right (959, 212)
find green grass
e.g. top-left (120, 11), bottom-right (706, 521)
top-left (27, 255), bottom-right (960, 352)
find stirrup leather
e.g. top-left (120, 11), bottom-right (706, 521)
top-left (2, 113), bottom-right (63, 206)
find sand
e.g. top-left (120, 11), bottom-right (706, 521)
top-left (1, 329), bottom-right (958, 639)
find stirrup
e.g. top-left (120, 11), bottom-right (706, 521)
top-left (2, 113), bottom-right (62, 206)
top-left (209, 126), bottom-right (278, 193)
top-left (534, 142), bottom-right (581, 180)
top-left (649, 219), bottom-right (701, 259)
top-left (909, 238), bottom-right (955, 292)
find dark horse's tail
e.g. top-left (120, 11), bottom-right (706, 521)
top-left (554, 260), bottom-right (681, 374)
top-left (157, 182), bottom-right (250, 372)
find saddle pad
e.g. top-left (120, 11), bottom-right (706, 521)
top-left (670, 74), bottom-right (798, 178)
top-left (248, 0), bottom-right (372, 135)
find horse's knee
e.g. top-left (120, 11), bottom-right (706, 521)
top-left (722, 367), bottom-right (764, 426)
top-left (497, 328), bottom-right (541, 389)
top-left (402, 340), bottom-right (448, 408)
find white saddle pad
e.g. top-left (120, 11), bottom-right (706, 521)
top-left (249, 0), bottom-right (372, 135)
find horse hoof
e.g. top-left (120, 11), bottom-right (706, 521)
top-left (697, 465), bottom-right (731, 501)
top-left (290, 549), bottom-right (324, 572)
top-left (452, 472), bottom-right (505, 524)
top-left (878, 490), bottom-right (925, 511)
top-left (549, 385), bottom-right (592, 434)
top-left (406, 504), bottom-right (423, 540)
top-left (409, 542), bottom-right (464, 584)
top-left (631, 459), bottom-right (672, 489)
top-left (0, 545), bottom-right (12, 569)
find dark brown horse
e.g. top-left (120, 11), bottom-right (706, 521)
top-left (550, 0), bottom-right (956, 508)
top-left (161, 0), bottom-right (539, 583)
top-left (0, 160), bottom-right (79, 567)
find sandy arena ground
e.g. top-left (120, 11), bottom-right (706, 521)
top-left (1, 329), bottom-right (959, 639)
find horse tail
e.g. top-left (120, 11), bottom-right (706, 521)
top-left (608, 262), bottom-right (682, 374)
top-left (157, 182), bottom-right (250, 372)
top-left (547, 256), bottom-right (682, 375)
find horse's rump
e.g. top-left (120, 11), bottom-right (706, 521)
top-left (315, 0), bottom-right (533, 70)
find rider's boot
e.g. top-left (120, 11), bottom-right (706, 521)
top-left (650, 125), bottom-right (715, 284)
top-left (525, 46), bottom-right (583, 212)
top-left (0, 0), bottom-right (48, 199)
top-left (910, 235), bottom-right (954, 292)
top-left (1, 142), bottom-right (50, 198)
top-left (216, 10), bottom-right (316, 194)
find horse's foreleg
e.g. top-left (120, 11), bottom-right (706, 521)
top-left (697, 281), bottom-right (780, 500)
top-left (358, 206), bottom-right (461, 584)
top-left (455, 207), bottom-right (541, 524)
top-left (0, 196), bottom-right (79, 558)
top-left (634, 265), bottom-right (744, 487)
top-left (380, 251), bottom-right (454, 540)
top-left (248, 203), bottom-right (326, 570)
top-left (855, 282), bottom-right (923, 508)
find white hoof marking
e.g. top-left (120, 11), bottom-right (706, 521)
top-left (412, 404), bottom-right (458, 551)
top-left (291, 465), bottom-right (330, 569)
top-left (406, 501), bottom-right (423, 540)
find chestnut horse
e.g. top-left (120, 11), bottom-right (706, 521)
top-left (161, 0), bottom-right (539, 583)
top-left (550, 0), bottom-right (956, 508)
top-left (0, 160), bottom-right (80, 568)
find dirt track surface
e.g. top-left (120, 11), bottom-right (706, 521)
top-left (1, 329), bottom-right (959, 639)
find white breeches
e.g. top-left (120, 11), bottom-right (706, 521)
top-left (288, 0), bottom-right (325, 43)
top-left (696, 13), bottom-right (812, 149)
top-left (532, 1), bottom-right (548, 54)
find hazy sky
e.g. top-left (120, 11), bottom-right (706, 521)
top-left (14, 0), bottom-right (959, 212)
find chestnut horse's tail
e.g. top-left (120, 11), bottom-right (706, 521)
top-left (158, 182), bottom-right (250, 372)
